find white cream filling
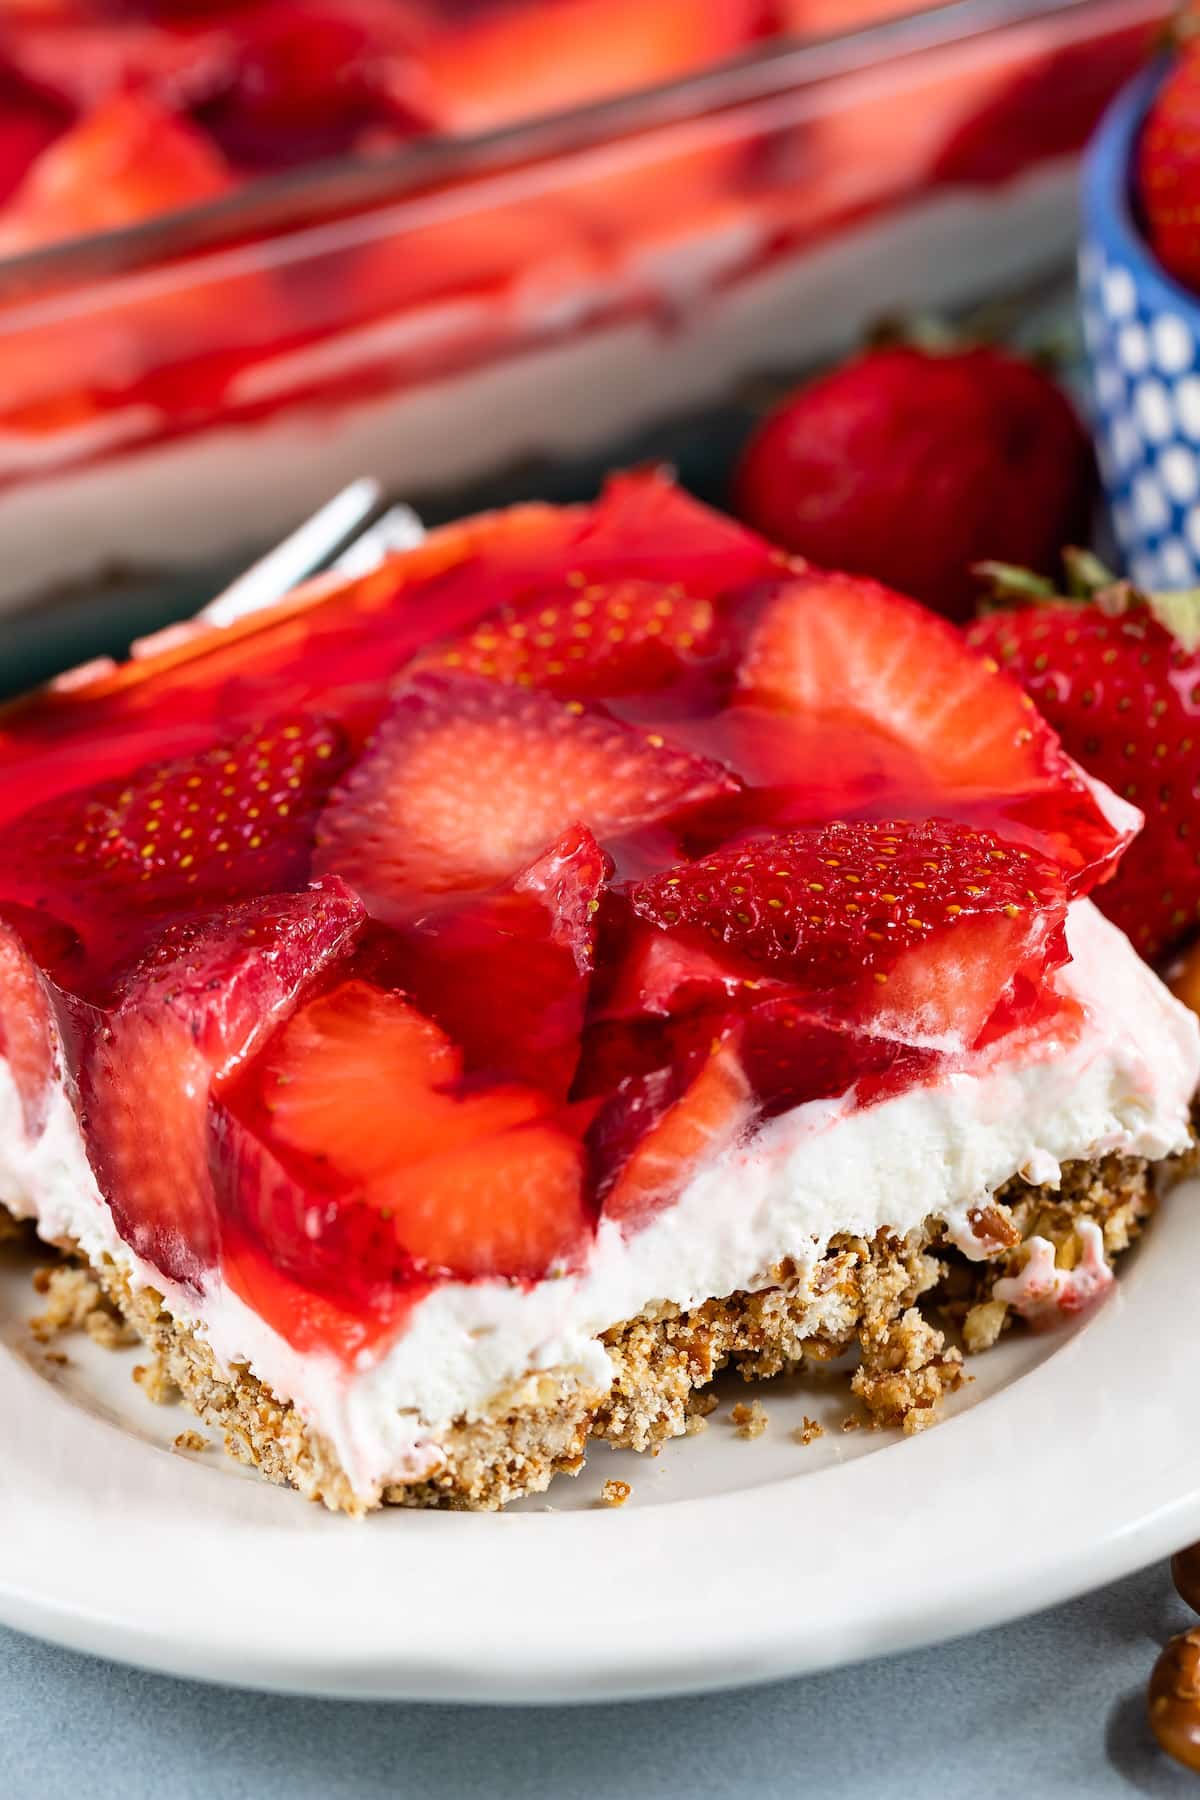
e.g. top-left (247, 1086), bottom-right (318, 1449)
top-left (1, 899), bottom-right (1197, 1498)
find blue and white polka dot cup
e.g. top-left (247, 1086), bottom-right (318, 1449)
top-left (1080, 60), bottom-right (1200, 591)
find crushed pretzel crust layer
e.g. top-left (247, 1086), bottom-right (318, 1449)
top-left (3, 1151), bottom-right (1159, 1514)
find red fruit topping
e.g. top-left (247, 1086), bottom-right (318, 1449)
top-left (227, 979), bottom-right (590, 1292)
top-left (732, 345), bottom-right (1094, 621)
top-left (392, 824), bottom-right (608, 1097)
top-left (314, 672), bottom-right (737, 911)
top-left (422, 0), bottom-right (762, 134)
top-left (76, 881), bottom-right (364, 1286)
top-left (0, 918), bottom-right (58, 1135)
top-left (3, 714), bottom-right (348, 985)
top-left (0, 91), bottom-right (233, 253)
top-left (599, 921), bottom-right (764, 1021)
top-left (630, 819), bottom-right (1069, 1045)
top-left (192, 1), bottom-right (432, 169)
top-left (415, 577), bottom-right (724, 700)
top-left (597, 1034), bottom-right (753, 1229)
top-left (969, 587), bottom-right (1200, 960)
top-left (0, 59), bottom-right (74, 207)
top-left (739, 1000), bottom-right (939, 1118)
top-left (734, 573), bottom-right (1128, 882)
top-left (1139, 44), bottom-right (1200, 295)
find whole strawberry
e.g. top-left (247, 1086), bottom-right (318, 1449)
top-left (1138, 39), bottom-right (1200, 293)
top-left (732, 344), bottom-right (1094, 621)
top-left (967, 563), bottom-right (1200, 961)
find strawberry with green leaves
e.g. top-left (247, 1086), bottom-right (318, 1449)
top-left (968, 555), bottom-right (1200, 960)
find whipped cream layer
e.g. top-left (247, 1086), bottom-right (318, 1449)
top-left (2, 900), bottom-right (1197, 1500)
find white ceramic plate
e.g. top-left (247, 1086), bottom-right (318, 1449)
top-left (2, 1185), bottom-right (1200, 1704)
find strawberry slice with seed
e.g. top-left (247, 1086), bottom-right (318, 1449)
top-left (3, 714), bottom-right (349, 986)
top-left (315, 672), bottom-right (737, 912)
top-left (222, 978), bottom-right (590, 1296)
top-left (75, 880), bottom-right (364, 1287)
top-left (735, 573), bottom-right (1128, 883)
top-left (415, 577), bottom-right (724, 699)
top-left (630, 819), bottom-right (1069, 1046)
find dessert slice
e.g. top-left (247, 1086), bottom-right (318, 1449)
top-left (1, 471), bottom-right (1196, 1514)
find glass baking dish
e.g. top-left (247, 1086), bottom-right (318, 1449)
top-left (0, 0), bottom-right (1167, 618)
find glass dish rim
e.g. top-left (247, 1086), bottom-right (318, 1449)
top-left (0, 0), bottom-right (1134, 299)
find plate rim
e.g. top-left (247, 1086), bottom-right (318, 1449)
top-left (3, 1183), bottom-right (1200, 1704)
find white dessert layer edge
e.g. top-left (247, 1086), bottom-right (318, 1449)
top-left (1, 900), bottom-right (1197, 1500)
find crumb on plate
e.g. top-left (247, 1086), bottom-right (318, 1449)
top-left (792, 1415), bottom-right (824, 1447)
top-left (730, 1399), bottom-right (769, 1439)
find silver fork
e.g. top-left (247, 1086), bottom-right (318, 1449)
top-left (131, 480), bottom-right (424, 661)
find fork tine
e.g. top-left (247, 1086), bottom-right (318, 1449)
top-left (197, 477), bottom-right (388, 628)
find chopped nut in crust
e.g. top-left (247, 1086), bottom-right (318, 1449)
top-left (963, 1297), bottom-right (1008, 1354)
top-left (730, 1399), bottom-right (769, 1439)
top-left (600, 1479), bottom-right (632, 1508)
top-left (792, 1416), bottom-right (824, 1446)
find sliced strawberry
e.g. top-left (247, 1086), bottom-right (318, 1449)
top-left (222, 977), bottom-right (591, 1298)
top-left (739, 999), bottom-right (941, 1117)
top-left (0, 917), bottom-right (59, 1136)
top-left (422, 0), bottom-right (762, 134)
top-left (192, 0), bottom-right (434, 170)
top-left (314, 672), bottom-right (737, 912)
top-left (598, 918), bottom-right (770, 1021)
top-left (415, 577), bottom-right (725, 700)
top-left (630, 819), bottom-right (1069, 1046)
top-left (734, 574), bottom-right (1129, 883)
top-left (0, 91), bottom-right (233, 253)
top-left (0, 58), bottom-right (74, 207)
top-left (363, 1123), bottom-right (588, 1282)
top-left (2, 714), bottom-right (349, 988)
top-left (389, 824), bottom-right (607, 1096)
top-left (249, 980), bottom-right (546, 1184)
top-left (595, 1033), bottom-right (754, 1230)
top-left (75, 881), bottom-right (364, 1287)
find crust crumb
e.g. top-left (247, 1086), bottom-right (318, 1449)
top-left (599, 1478), bottom-right (632, 1508)
top-left (730, 1399), bottom-right (769, 1439)
top-left (84, 1308), bottom-right (139, 1350)
top-left (683, 1411), bottom-right (709, 1436)
top-left (42, 1350), bottom-right (69, 1368)
top-left (29, 1263), bottom-right (139, 1349)
top-left (841, 1415), bottom-right (862, 1433)
top-left (132, 1359), bottom-right (178, 1405)
top-left (851, 1307), bottom-right (966, 1434)
top-left (29, 1266), bottom-right (101, 1341)
top-left (173, 1430), bottom-right (209, 1453)
top-left (792, 1415), bottom-right (824, 1446)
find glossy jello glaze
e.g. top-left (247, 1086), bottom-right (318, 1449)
top-left (0, 475), bottom-right (1143, 1358)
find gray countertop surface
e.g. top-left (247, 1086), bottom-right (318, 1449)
top-left (2, 1561), bottom-right (1198, 1798)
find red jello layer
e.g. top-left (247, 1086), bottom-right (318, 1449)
top-left (0, 473), bottom-right (1133, 1360)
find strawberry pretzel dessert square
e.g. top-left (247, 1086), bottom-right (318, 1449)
top-left (0, 470), bottom-right (1196, 1513)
